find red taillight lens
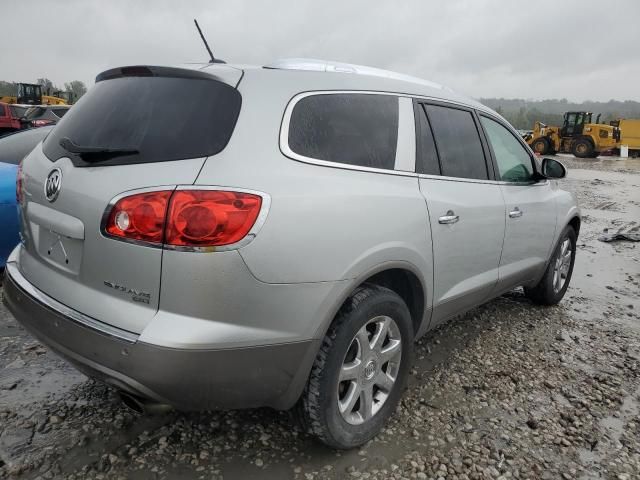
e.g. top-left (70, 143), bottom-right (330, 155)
top-left (32, 119), bottom-right (54, 127)
top-left (103, 189), bottom-right (263, 248)
top-left (165, 190), bottom-right (262, 247)
top-left (16, 162), bottom-right (23, 203)
top-left (105, 191), bottom-right (172, 244)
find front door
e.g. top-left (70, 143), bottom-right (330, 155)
top-left (478, 115), bottom-right (557, 291)
top-left (415, 102), bottom-right (506, 326)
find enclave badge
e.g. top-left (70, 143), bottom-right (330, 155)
top-left (45, 168), bottom-right (63, 202)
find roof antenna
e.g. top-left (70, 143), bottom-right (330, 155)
top-left (194, 18), bottom-right (225, 64)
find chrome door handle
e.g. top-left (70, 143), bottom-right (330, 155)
top-left (438, 210), bottom-right (459, 224)
top-left (509, 207), bottom-right (523, 218)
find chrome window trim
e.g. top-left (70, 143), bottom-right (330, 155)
top-left (5, 261), bottom-right (139, 343)
top-left (416, 173), bottom-right (549, 187)
top-left (280, 90), bottom-right (544, 187)
top-left (100, 185), bottom-right (271, 253)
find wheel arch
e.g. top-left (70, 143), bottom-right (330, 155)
top-left (314, 261), bottom-right (430, 342)
top-left (568, 215), bottom-right (581, 236)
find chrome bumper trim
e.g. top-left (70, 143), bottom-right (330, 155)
top-left (4, 261), bottom-right (139, 343)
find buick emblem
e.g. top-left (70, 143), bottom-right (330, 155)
top-left (45, 168), bottom-right (62, 202)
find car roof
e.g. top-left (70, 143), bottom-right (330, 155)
top-left (191, 58), bottom-right (492, 114)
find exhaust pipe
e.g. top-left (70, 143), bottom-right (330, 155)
top-left (119, 391), bottom-right (172, 415)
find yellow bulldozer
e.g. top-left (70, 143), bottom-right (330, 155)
top-left (524, 111), bottom-right (618, 158)
top-left (0, 83), bottom-right (69, 106)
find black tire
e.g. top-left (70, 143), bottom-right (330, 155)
top-left (531, 137), bottom-right (550, 155)
top-left (525, 226), bottom-right (576, 305)
top-left (572, 138), bottom-right (594, 158)
top-left (298, 284), bottom-right (413, 449)
top-left (588, 151), bottom-right (600, 158)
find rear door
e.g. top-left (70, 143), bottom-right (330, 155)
top-left (17, 66), bottom-right (242, 334)
top-left (478, 114), bottom-right (556, 290)
top-left (415, 102), bottom-right (505, 326)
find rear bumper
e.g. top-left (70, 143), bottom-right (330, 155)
top-left (2, 261), bottom-right (319, 410)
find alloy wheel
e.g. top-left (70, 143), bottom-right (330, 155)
top-left (337, 316), bottom-right (402, 425)
top-left (552, 238), bottom-right (572, 293)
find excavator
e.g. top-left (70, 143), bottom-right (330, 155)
top-left (0, 83), bottom-right (70, 105)
top-left (524, 111), bottom-right (618, 158)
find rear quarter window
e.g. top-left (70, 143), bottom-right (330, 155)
top-left (287, 93), bottom-right (399, 170)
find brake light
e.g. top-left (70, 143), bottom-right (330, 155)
top-left (165, 190), bottom-right (262, 247)
top-left (32, 119), bottom-right (54, 127)
top-left (105, 191), bottom-right (172, 244)
top-left (103, 189), bottom-right (264, 248)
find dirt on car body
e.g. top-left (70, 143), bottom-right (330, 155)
top-left (1, 155), bottom-right (639, 479)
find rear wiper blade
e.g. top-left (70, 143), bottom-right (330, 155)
top-left (59, 136), bottom-right (139, 161)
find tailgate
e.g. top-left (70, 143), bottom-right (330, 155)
top-left (18, 148), bottom-right (205, 333)
top-left (15, 65), bottom-right (242, 334)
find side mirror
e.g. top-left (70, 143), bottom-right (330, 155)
top-left (541, 158), bottom-right (566, 179)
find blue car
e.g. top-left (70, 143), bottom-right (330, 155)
top-left (0, 126), bottom-right (54, 268)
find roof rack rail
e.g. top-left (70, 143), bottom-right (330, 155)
top-left (264, 58), bottom-right (449, 91)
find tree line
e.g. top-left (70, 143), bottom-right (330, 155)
top-left (0, 78), bottom-right (87, 102)
top-left (481, 98), bottom-right (640, 130)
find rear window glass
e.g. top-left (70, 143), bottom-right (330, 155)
top-left (288, 93), bottom-right (398, 170)
top-left (43, 76), bottom-right (241, 166)
top-left (10, 106), bottom-right (28, 118)
top-left (0, 127), bottom-right (53, 165)
top-left (425, 105), bottom-right (488, 180)
top-left (24, 107), bottom-right (46, 120)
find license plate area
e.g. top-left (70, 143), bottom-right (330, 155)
top-left (36, 226), bottom-right (83, 274)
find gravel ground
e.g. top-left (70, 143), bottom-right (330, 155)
top-left (1, 155), bottom-right (639, 480)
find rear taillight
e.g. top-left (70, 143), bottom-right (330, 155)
top-left (165, 190), bottom-right (262, 247)
top-left (102, 189), bottom-right (264, 249)
top-left (16, 162), bottom-right (24, 203)
top-left (105, 191), bottom-right (172, 244)
top-left (32, 119), bottom-right (54, 127)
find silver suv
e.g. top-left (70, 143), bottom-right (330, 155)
top-left (3, 59), bottom-right (580, 449)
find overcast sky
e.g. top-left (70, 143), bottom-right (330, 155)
top-left (3, 0), bottom-right (639, 102)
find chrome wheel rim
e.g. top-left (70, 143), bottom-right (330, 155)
top-left (337, 316), bottom-right (402, 425)
top-left (552, 238), bottom-right (572, 293)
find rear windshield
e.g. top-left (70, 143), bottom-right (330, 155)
top-left (24, 107), bottom-right (46, 120)
top-left (43, 75), bottom-right (241, 166)
top-left (10, 105), bottom-right (28, 118)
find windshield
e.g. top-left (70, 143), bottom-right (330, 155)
top-left (43, 75), bottom-right (242, 167)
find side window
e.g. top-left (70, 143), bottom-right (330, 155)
top-left (480, 116), bottom-right (534, 182)
top-left (288, 93), bottom-right (398, 170)
top-left (414, 103), bottom-right (440, 175)
top-left (53, 108), bottom-right (69, 118)
top-left (425, 104), bottom-right (488, 180)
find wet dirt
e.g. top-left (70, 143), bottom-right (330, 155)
top-left (0, 156), bottom-right (638, 479)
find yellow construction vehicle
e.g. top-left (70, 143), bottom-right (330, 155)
top-left (610, 119), bottom-right (640, 157)
top-left (524, 111), bottom-right (618, 158)
top-left (0, 83), bottom-right (69, 105)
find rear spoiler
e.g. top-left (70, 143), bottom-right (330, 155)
top-left (96, 65), bottom-right (240, 86)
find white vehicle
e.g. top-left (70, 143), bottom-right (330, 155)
top-left (4, 59), bottom-right (580, 449)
